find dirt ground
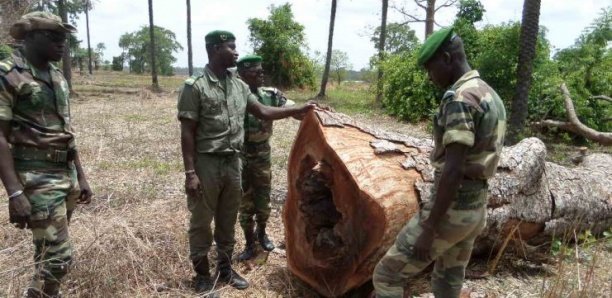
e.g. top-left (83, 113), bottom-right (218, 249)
top-left (0, 80), bottom-right (610, 297)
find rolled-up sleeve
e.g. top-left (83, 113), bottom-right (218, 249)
top-left (0, 79), bottom-right (13, 121)
top-left (441, 101), bottom-right (475, 147)
top-left (177, 84), bottom-right (200, 121)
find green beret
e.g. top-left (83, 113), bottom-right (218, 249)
top-left (10, 12), bottom-right (77, 40)
top-left (417, 27), bottom-right (454, 66)
top-left (205, 30), bottom-right (235, 45)
top-left (237, 55), bottom-right (262, 70)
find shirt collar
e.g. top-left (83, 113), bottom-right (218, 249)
top-left (204, 64), bottom-right (233, 83)
top-left (450, 70), bottom-right (480, 90)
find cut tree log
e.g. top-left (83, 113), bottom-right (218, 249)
top-left (534, 83), bottom-right (612, 146)
top-left (283, 110), bottom-right (611, 297)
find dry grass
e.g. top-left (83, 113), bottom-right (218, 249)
top-left (0, 72), bottom-right (610, 297)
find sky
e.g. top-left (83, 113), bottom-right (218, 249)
top-left (73, 0), bottom-right (610, 70)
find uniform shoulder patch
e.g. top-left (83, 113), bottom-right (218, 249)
top-left (184, 75), bottom-right (202, 86)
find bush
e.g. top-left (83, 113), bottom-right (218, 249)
top-left (0, 44), bottom-right (12, 60)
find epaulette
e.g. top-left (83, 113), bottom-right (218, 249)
top-left (442, 90), bottom-right (456, 102)
top-left (0, 60), bottom-right (15, 73)
top-left (184, 75), bottom-right (202, 86)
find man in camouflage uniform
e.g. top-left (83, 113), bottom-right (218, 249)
top-left (177, 30), bottom-right (314, 295)
top-left (372, 28), bottom-right (506, 298)
top-left (235, 55), bottom-right (294, 260)
top-left (0, 12), bottom-right (92, 297)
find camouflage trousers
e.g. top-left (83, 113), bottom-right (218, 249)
top-left (15, 161), bottom-right (80, 290)
top-left (239, 141), bottom-right (272, 231)
top-left (373, 180), bottom-right (488, 298)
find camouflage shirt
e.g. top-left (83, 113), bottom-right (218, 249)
top-left (177, 65), bottom-right (258, 154)
top-left (430, 70), bottom-right (506, 179)
top-left (244, 87), bottom-right (287, 144)
top-left (0, 49), bottom-right (75, 149)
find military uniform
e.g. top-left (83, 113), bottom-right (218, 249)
top-left (0, 48), bottom-right (81, 290)
top-left (177, 65), bottom-right (259, 269)
top-left (372, 68), bottom-right (506, 297)
top-left (239, 87), bottom-right (287, 232)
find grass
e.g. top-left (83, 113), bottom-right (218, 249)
top-left (0, 70), bottom-right (609, 297)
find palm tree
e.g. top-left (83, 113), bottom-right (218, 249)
top-left (148, 0), bottom-right (159, 90)
top-left (57, 0), bottom-right (73, 91)
top-left (376, 0), bottom-right (388, 104)
top-left (507, 0), bottom-right (541, 144)
top-left (84, 0), bottom-right (93, 75)
top-left (186, 0), bottom-right (193, 76)
top-left (317, 0), bottom-right (337, 98)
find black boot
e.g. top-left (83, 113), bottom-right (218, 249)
top-left (192, 257), bottom-right (220, 297)
top-left (216, 255), bottom-right (249, 290)
top-left (238, 227), bottom-right (257, 261)
top-left (257, 225), bottom-right (275, 251)
top-left (42, 281), bottom-right (61, 298)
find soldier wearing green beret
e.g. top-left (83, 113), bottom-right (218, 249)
top-left (177, 30), bottom-right (315, 295)
top-left (0, 12), bottom-right (92, 298)
top-left (372, 28), bottom-right (506, 298)
top-left (235, 55), bottom-right (296, 261)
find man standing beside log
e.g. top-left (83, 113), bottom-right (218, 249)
top-left (235, 55), bottom-right (295, 261)
top-left (177, 30), bottom-right (314, 295)
top-left (372, 28), bottom-right (507, 298)
top-left (0, 12), bottom-right (93, 297)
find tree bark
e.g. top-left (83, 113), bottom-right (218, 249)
top-left (57, 0), bottom-right (73, 92)
top-left (376, 0), bottom-right (388, 105)
top-left (425, 0), bottom-right (435, 37)
top-left (284, 110), bottom-right (611, 297)
top-left (317, 0), bottom-right (337, 99)
top-left (186, 0), bottom-right (193, 76)
top-left (506, 0), bottom-right (541, 144)
top-left (147, 0), bottom-right (159, 90)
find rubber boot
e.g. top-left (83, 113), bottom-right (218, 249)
top-left (257, 225), bottom-right (275, 251)
top-left (238, 227), bottom-right (257, 261)
top-left (216, 254), bottom-right (249, 290)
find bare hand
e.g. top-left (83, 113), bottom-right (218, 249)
top-left (77, 177), bottom-right (93, 204)
top-left (185, 173), bottom-right (202, 198)
top-left (9, 194), bottom-right (31, 229)
top-left (413, 224), bottom-right (435, 261)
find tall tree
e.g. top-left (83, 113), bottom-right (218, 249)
top-left (84, 0), bottom-right (92, 75)
top-left (317, 0), bottom-right (337, 98)
top-left (376, 0), bottom-right (388, 104)
top-left (394, 0), bottom-right (458, 38)
top-left (330, 50), bottom-right (351, 85)
top-left (506, 0), bottom-right (541, 144)
top-left (57, 0), bottom-right (73, 91)
top-left (147, 0), bottom-right (159, 90)
top-left (118, 26), bottom-right (182, 76)
top-left (186, 0), bottom-right (193, 76)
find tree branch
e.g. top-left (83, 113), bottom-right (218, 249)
top-left (392, 3), bottom-right (426, 23)
top-left (414, 0), bottom-right (427, 10)
top-left (435, 0), bottom-right (458, 12)
top-left (590, 95), bottom-right (612, 103)
top-left (535, 84), bottom-right (612, 146)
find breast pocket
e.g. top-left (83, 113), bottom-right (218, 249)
top-left (200, 94), bottom-right (228, 135)
top-left (17, 81), bottom-right (45, 110)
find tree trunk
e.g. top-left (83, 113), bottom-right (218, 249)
top-left (424, 0), bottom-right (436, 37)
top-left (317, 0), bottom-right (337, 98)
top-left (284, 110), bottom-right (611, 297)
top-left (376, 0), bottom-right (388, 105)
top-left (85, 0), bottom-right (93, 75)
top-left (506, 0), bottom-right (541, 144)
top-left (186, 0), bottom-right (193, 76)
top-left (147, 0), bottom-right (159, 90)
top-left (57, 0), bottom-right (72, 92)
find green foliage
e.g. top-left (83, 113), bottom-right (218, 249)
top-left (330, 50), bottom-right (351, 85)
top-left (380, 51), bottom-right (438, 121)
top-left (0, 44), bottom-right (12, 60)
top-left (111, 56), bottom-right (124, 71)
top-left (371, 23), bottom-right (419, 54)
top-left (247, 3), bottom-right (315, 89)
top-left (456, 0), bottom-right (485, 24)
top-left (118, 26), bottom-right (183, 76)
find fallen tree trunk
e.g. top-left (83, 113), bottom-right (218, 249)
top-left (283, 110), bottom-right (611, 297)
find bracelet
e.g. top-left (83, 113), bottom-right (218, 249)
top-left (8, 190), bottom-right (24, 200)
top-left (184, 169), bottom-right (196, 175)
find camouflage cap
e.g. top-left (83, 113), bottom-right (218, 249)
top-left (417, 27), bottom-right (454, 66)
top-left (237, 55), bottom-right (262, 70)
top-left (205, 30), bottom-right (236, 45)
top-left (10, 12), bottom-right (77, 40)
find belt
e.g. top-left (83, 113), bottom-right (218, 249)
top-left (11, 146), bottom-right (74, 163)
